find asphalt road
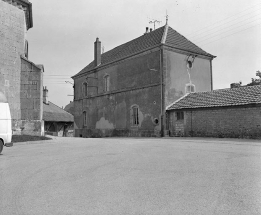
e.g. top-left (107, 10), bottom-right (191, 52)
top-left (0, 137), bottom-right (261, 215)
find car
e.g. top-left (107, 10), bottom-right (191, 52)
top-left (0, 91), bottom-right (13, 154)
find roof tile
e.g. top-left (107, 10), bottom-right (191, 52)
top-left (167, 85), bottom-right (261, 110)
top-left (43, 102), bottom-right (74, 122)
top-left (73, 25), bottom-right (214, 78)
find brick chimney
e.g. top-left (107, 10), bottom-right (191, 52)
top-left (94, 37), bottom-right (101, 67)
top-left (43, 86), bottom-right (48, 104)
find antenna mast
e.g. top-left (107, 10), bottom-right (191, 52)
top-left (165, 10), bottom-right (169, 24)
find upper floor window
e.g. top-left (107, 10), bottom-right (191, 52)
top-left (185, 83), bottom-right (196, 94)
top-left (24, 40), bottom-right (28, 59)
top-left (83, 111), bottom-right (87, 126)
top-left (82, 82), bottom-right (88, 97)
top-left (104, 75), bottom-right (110, 92)
top-left (131, 105), bottom-right (139, 126)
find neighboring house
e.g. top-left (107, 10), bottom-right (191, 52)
top-left (167, 85), bottom-right (261, 139)
top-left (0, 0), bottom-right (44, 135)
top-left (43, 87), bottom-right (74, 137)
top-left (72, 24), bottom-right (216, 137)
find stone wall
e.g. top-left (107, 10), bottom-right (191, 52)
top-left (74, 49), bottom-right (162, 137)
top-left (168, 106), bottom-right (261, 139)
top-left (0, 0), bottom-right (26, 123)
top-left (19, 57), bottom-right (43, 136)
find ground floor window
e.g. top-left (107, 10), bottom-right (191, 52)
top-left (83, 111), bottom-right (87, 126)
top-left (176, 111), bottom-right (184, 120)
top-left (131, 105), bottom-right (139, 126)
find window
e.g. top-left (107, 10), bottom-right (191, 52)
top-left (104, 75), bottom-right (110, 92)
top-left (176, 111), bottom-right (184, 120)
top-left (83, 111), bottom-right (87, 126)
top-left (185, 83), bottom-right (196, 94)
top-left (24, 40), bottom-right (28, 58)
top-left (82, 82), bottom-right (88, 97)
top-left (131, 105), bottom-right (139, 126)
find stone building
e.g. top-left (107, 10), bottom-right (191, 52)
top-left (43, 87), bottom-right (74, 137)
top-left (72, 24), bottom-right (215, 137)
top-left (0, 0), bottom-right (44, 135)
top-left (167, 85), bottom-right (261, 138)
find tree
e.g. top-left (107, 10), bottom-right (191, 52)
top-left (247, 70), bottom-right (261, 86)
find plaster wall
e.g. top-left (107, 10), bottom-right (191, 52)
top-left (164, 50), bottom-right (212, 107)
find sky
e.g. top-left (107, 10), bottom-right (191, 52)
top-left (27, 0), bottom-right (261, 108)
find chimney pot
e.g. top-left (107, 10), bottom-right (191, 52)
top-left (150, 28), bottom-right (152, 32)
top-left (146, 27), bottom-right (149, 33)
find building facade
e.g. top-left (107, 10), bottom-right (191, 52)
top-left (43, 87), bottom-right (74, 137)
top-left (0, 0), bottom-right (44, 135)
top-left (72, 25), bottom-right (215, 137)
top-left (167, 85), bottom-right (261, 139)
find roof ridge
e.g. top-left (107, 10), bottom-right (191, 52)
top-left (161, 24), bottom-right (169, 44)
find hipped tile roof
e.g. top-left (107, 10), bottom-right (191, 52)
top-left (43, 102), bottom-right (74, 122)
top-left (167, 85), bottom-right (261, 110)
top-left (73, 25), bottom-right (214, 78)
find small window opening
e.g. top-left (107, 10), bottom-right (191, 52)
top-left (83, 111), bottom-right (87, 126)
top-left (176, 111), bottom-right (184, 120)
top-left (185, 83), bottom-right (196, 94)
top-left (83, 82), bottom-right (88, 97)
top-left (154, 118), bottom-right (159, 125)
top-left (104, 75), bottom-right (110, 92)
top-left (132, 106), bottom-right (139, 126)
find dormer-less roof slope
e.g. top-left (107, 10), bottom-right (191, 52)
top-left (73, 25), bottom-right (215, 78)
top-left (167, 85), bottom-right (261, 110)
top-left (43, 102), bottom-right (74, 122)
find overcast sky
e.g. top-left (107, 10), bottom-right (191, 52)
top-left (27, 0), bottom-right (261, 108)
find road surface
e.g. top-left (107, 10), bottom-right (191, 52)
top-left (0, 137), bottom-right (261, 215)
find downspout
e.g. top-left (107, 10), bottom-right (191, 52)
top-left (160, 47), bottom-right (164, 137)
top-left (191, 110), bottom-right (193, 136)
top-left (160, 24), bottom-right (168, 137)
top-left (210, 59), bottom-right (213, 91)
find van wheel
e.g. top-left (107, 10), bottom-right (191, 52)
top-left (0, 140), bottom-right (3, 154)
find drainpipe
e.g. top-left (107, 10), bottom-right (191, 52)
top-left (160, 47), bottom-right (165, 137)
top-left (210, 59), bottom-right (213, 91)
top-left (191, 110), bottom-right (193, 136)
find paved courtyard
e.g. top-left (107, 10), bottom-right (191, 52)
top-left (0, 137), bottom-right (261, 215)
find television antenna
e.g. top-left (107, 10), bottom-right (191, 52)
top-left (149, 19), bottom-right (161, 30)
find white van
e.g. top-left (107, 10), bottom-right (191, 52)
top-left (0, 92), bottom-right (13, 154)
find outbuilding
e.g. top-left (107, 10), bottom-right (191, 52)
top-left (166, 85), bottom-right (261, 138)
